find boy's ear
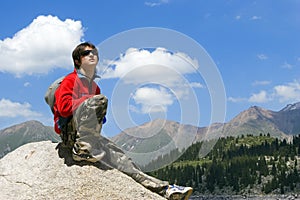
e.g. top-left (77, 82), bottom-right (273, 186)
top-left (75, 59), bottom-right (80, 66)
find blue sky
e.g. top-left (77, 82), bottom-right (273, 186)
top-left (0, 0), bottom-right (299, 137)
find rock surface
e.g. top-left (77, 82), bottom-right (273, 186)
top-left (0, 141), bottom-right (166, 200)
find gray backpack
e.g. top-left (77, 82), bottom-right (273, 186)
top-left (44, 76), bottom-right (65, 114)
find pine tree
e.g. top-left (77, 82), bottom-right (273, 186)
top-left (271, 163), bottom-right (277, 176)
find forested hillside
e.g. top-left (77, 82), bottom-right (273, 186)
top-left (149, 134), bottom-right (300, 195)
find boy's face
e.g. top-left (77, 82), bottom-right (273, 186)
top-left (80, 46), bottom-right (98, 69)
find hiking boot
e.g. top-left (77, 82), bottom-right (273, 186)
top-left (165, 184), bottom-right (193, 200)
top-left (72, 148), bottom-right (105, 163)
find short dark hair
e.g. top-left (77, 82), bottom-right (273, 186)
top-left (72, 42), bottom-right (98, 69)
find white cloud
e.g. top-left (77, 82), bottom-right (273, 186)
top-left (188, 82), bottom-right (205, 88)
top-left (281, 62), bottom-right (293, 69)
top-left (228, 97), bottom-right (247, 103)
top-left (102, 47), bottom-right (202, 114)
top-left (145, 0), bottom-right (169, 7)
top-left (273, 80), bottom-right (300, 102)
top-left (229, 91), bottom-right (270, 104)
top-left (131, 87), bottom-right (173, 113)
top-left (0, 15), bottom-right (84, 76)
top-left (230, 80), bottom-right (300, 105)
top-left (249, 90), bottom-right (269, 103)
top-left (257, 54), bottom-right (268, 60)
top-left (0, 98), bottom-right (42, 118)
top-left (251, 16), bottom-right (262, 20)
top-left (235, 15), bottom-right (241, 20)
top-left (102, 47), bottom-right (198, 81)
top-left (252, 80), bottom-right (271, 86)
top-left (24, 82), bottom-right (31, 87)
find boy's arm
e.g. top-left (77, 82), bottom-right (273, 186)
top-left (55, 77), bottom-right (93, 117)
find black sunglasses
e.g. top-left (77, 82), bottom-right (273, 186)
top-left (80, 49), bottom-right (98, 57)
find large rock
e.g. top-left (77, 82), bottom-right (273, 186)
top-left (0, 141), bottom-right (166, 200)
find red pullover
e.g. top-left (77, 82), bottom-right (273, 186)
top-left (53, 69), bottom-right (100, 133)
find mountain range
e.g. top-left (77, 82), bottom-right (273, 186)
top-left (0, 120), bottom-right (60, 158)
top-left (197, 102), bottom-right (300, 141)
top-left (0, 102), bottom-right (299, 162)
top-left (112, 102), bottom-right (300, 167)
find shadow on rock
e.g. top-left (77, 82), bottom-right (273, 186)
top-left (55, 142), bottom-right (112, 170)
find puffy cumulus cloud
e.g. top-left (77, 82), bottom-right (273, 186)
top-left (131, 87), bottom-right (173, 113)
top-left (249, 90), bottom-right (270, 103)
top-left (102, 47), bottom-right (198, 80)
top-left (230, 80), bottom-right (300, 104)
top-left (0, 98), bottom-right (42, 118)
top-left (274, 80), bottom-right (300, 102)
top-left (0, 15), bottom-right (84, 76)
top-left (102, 47), bottom-right (202, 114)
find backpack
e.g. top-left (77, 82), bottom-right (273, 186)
top-left (44, 76), bottom-right (65, 114)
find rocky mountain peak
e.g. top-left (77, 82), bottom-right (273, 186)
top-left (0, 141), bottom-right (165, 200)
top-left (280, 102), bottom-right (300, 112)
top-left (0, 120), bottom-right (60, 158)
top-left (232, 105), bottom-right (274, 123)
top-left (0, 120), bottom-right (42, 134)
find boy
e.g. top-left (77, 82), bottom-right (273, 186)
top-left (53, 42), bottom-right (192, 199)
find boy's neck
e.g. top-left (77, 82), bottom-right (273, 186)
top-left (79, 68), bottom-right (95, 80)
